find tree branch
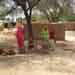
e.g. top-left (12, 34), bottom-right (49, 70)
top-left (32, 0), bottom-right (41, 8)
top-left (27, 0), bottom-right (32, 18)
top-left (0, 7), bottom-right (16, 17)
top-left (27, 0), bottom-right (41, 11)
top-left (41, 9), bottom-right (51, 22)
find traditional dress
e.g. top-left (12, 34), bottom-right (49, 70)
top-left (16, 26), bottom-right (24, 49)
top-left (49, 30), bottom-right (56, 41)
top-left (41, 29), bottom-right (49, 41)
top-left (41, 29), bottom-right (50, 49)
top-left (48, 28), bottom-right (56, 49)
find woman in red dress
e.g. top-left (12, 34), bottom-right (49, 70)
top-left (16, 21), bottom-right (24, 53)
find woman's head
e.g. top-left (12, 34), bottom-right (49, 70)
top-left (44, 27), bottom-right (47, 31)
top-left (16, 18), bottom-right (22, 23)
top-left (16, 18), bottom-right (23, 27)
top-left (16, 22), bottom-right (24, 29)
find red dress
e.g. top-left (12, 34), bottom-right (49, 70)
top-left (49, 31), bottom-right (55, 39)
top-left (16, 27), bottom-right (24, 49)
top-left (49, 28), bottom-right (56, 42)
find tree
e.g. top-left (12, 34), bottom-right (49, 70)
top-left (62, 0), bottom-right (73, 16)
top-left (0, 7), bottom-right (16, 19)
top-left (13, 0), bottom-right (41, 50)
top-left (36, 0), bottom-right (62, 22)
top-left (0, 0), bottom-right (16, 19)
top-left (37, 0), bottom-right (71, 22)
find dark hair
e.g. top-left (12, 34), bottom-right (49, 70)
top-left (44, 27), bottom-right (47, 30)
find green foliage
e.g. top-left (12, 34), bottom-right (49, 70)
top-left (32, 16), bottom-right (37, 21)
top-left (32, 16), bottom-right (42, 21)
top-left (60, 16), bottom-right (75, 21)
top-left (32, 15), bottom-right (48, 21)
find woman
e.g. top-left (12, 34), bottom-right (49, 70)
top-left (48, 27), bottom-right (56, 50)
top-left (16, 21), bottom-right (24, 53)
top-left (41, 27), bottom-right (50, 49)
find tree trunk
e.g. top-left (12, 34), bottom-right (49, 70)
top-left (23, 16), bottom-right (34, 51)
top-left (23, 19), bottom-right (34, 53)
top-left (22, 7), bottom-right (34, 51)
top-left (26, 17), bottom-right (34, 49)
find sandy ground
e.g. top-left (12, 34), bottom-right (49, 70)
top-left (0, 47), bottom-right (75, 75)
top-left (0, 30), bottom-right (75, 75)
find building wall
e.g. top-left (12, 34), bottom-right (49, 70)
top-left (64, 22), bottom-right (75, 30)
top-left (49, 23), bottom-right (65, 40)
top-left (25, 22), bottom-right (65, 41)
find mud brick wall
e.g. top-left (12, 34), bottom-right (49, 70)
top-left (49, 23), bottom-right (65, 40)
top-left (64, 22), bottom-right (75, 31)
top-left (24, 22), bottom-right (65, 41)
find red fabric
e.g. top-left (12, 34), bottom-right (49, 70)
top-left (16, 27), bottom-right (24, 48)
top-left (48, 28), bottom-right (55, 39)
top-left (49, 31), bottom-right (55, 39)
